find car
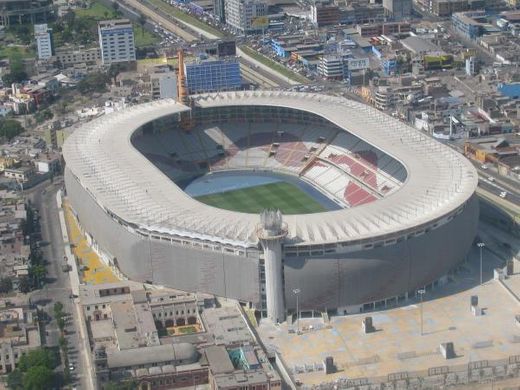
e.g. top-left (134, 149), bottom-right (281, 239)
top-left (481, 164), bottom-right (488, 169)
top-left (488, 176), bottom-right (494, 182)
top-left (68, 364), bottom-right (75, 371)
top-left (499, 191), bottom-right (507, 198)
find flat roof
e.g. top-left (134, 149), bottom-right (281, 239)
top-left (107, 343), bottom-right (198, 368)
top-left (63, 92), bottom-right (477, 246)
top-left (205, 345), bottom-right (234, 374)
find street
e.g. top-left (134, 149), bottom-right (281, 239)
top-left (27, 180), bottom-right (90, 390)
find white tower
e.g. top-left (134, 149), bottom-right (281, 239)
top-left (257, 210), bottom-right (287, 323)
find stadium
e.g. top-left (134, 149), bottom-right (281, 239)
top-left (63, 91), bottom-right (479, 321)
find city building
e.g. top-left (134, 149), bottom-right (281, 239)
top-left (382, 0), bottom-right (412, 20)
top-left (0, 298), bottom-right (41, 374)
top-left (452, 11), bottom-right (486, 40)
top-left (44, 127), bottom-right (69, 150)
top-left (81, 281), bottom-right (279, 389)
top-left (356, 21), bottom-right (411, 37)
top-left (34, 23), bottom-right (53, 60)
top-left (431, 0), bottom-right (468, 17)
top-left (0, 191), bottom-right (30, 293)
top-left (205, 345), bottom-right (282, 390)
top-left (213, 0), bottom-right (226, 23)
top-left (224, 0), bottom-right (268, 34)
top-left (340, 3), bottom-right (385, 25)
top-left (151, 70), bottom-right (178, 100)
top-left (54, 47), bottom-right (101, 67)
top-left (3, 165), bottom-right (35, 182)
top-left (98, 19), bottom-right (136, 65)
top-left (184, 58), bottom-right (241, 94)
top-left (311, 1), bottom-right (340, 27)
top-left (0, 0), bottom-right (51, 26)
top-left (318, 56), bottom-right (345, 79)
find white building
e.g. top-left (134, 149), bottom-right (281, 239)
top-left (224, 0), bottom-right (268, 34)
top-left (98, 19), bottom-right (136, 65)
top-left (34, 23), bottom-right (53, 60)
top-left (150, 71), bottom-right (177, 100)
top-left (318, 56), bottom-right (345, 79)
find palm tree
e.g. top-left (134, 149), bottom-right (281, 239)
top-left (139, 14), bottom-right (147, 37)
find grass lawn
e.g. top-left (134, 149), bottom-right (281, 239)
top-left (146, 0), bottom-right (224, 38)
top-left (239, 46), bottom-right (308, 84)
top-left (134, 25), bottom-right (160, 47)
top-left (195, 182), bottom-right (326, 215)
top-left (0, 46), bottom-right (34, 60)
top-left (75, 1), bottom-right (159, 47)
top-left (75, 1), bottom-right (114, 19)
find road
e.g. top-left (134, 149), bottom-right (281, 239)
top-left (240, 60), bottom-right (280, 88)
top-left (123, 0), bottom-right (197, 42)
top-left (121, 0), bottom-right (298, 88)
top-left (27, 180), bottom-right (92, 390)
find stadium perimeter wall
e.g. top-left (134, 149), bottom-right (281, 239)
top-left (65, 167), bottom-right (479, 311)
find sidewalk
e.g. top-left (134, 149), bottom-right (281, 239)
top-left (62, 200), bottom-right (119, 285)
top-left (56, 190), bottom-right (96, 390)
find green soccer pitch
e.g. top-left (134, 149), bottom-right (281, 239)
top-left (194, 182), bottom-right (327, 214)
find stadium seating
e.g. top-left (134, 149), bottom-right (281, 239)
top-left (132, 121), bottom-right (407, 209)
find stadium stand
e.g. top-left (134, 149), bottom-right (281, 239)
top-left (132, 120), bottom-right (407, 209)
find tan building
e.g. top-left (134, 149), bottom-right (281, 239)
top-left (3, 165), bottom-right (35, 182)
top-left (0, 299), bottom-right (41, 374)
top-left (206, 345), bottom-right (282, 390)
top-left (431, 0), bottom-right (468, 17)
top-left (54, 46), bottom-right (101, 67)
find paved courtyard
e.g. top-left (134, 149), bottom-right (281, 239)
top-left (258, 238), bottom-right (520, 386)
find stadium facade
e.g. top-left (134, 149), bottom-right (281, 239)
top-left (63, 91), bottom-right (479, 321)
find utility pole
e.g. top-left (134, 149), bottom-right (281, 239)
top-left (293, 288), bottom-right (300, 334)
top-left (418, 289), bottom-right (425, 336)
top-left (477, 242), bottom-right (485, 286)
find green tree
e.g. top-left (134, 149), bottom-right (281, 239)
top-left (22, 365), bottom-right (55, 390)
top-left (30, 264), bottom-right (47, 288)
top-left (0, 119), bottom-right (24, 140)
top-left (63, 10), bottom-right (76, 28)
top-left (17, 348), bottom-right (57, 372)
top-left (18, 276), bottom-right (31, 294)
top-left (77, 72), bottom-right (110, 94)
top-left (112, 1), bottom-right (120, 15)
top-left (6, 368), bottom-right (23, 390)
top-left (1, 54), bottom-right (27, 85)
top-left (53, 301), bottom-right (64, 318)
top-left (108, 63), bottom-right (124, 85)
top-left (57, 316), bottom-right (66, 331)
top-left (0, 277), bottom-right (13, 293)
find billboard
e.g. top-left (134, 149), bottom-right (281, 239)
top-left (217, 40), bottom-right (236, 57)
top-left (347, 58), bottom-right (369, 70)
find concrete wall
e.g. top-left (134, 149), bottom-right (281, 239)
top-left (283, 195), bottom-right (479, 311)
top-left (66, 167), bottom-right (479, 311)
top-left (65, 168), bottom-right (261, 304)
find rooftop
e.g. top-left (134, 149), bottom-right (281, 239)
top-left (62, 91), bottom-right (477, 246)
top-left (107, 342), bottom-right (199, 368)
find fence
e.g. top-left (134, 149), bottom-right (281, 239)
top-left (304, 355), bottom-right (520, 390)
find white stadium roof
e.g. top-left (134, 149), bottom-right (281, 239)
top-left (63, 91), bottom-right (477, 247)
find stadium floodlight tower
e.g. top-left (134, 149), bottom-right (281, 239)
top-left (257, 209), bottom-right (288, 324)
